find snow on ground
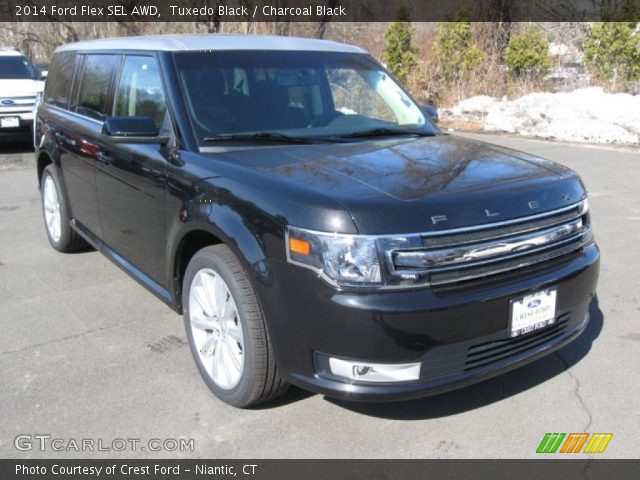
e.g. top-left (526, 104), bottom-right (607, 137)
top-left (443, 87), bottom-right (640, 146)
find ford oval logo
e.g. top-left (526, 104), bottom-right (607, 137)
top-left (527, 299), bottom-right (542, 308)
top-left (1, 99), bottom-right (15, 106)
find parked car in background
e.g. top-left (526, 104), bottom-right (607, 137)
top-left (0, 47), bottom-right (44, 142)
top-left (35, 35), bottom-right (599, 408)
top-left (34, 63), bottom-right (49, 79)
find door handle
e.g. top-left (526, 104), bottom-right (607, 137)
top-left (97, 152), bottom-right (113, 166)
top-left (55, 131), bottom-right (76, 146)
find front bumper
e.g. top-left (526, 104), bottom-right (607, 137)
top-left (0, 113), bottom-right (34, 140)
top-left (256, 243), bottom-right (599, 401)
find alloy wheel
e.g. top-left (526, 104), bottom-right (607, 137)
top-left (43, 175), bottom-right (61, 242)
top-left (188, 269), bottom-right (245, 390)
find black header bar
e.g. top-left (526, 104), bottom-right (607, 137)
top-left (2, 459), bottom-right (640, 480)
top-left (2, 0), bottom-right (640, 22)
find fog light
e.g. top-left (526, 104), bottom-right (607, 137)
top-left (328, 357), bottom-right (420, 383)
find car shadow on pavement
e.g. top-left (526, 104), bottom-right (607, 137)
top-left (0, 141), bottom-right (34, 154)
top-left (322, 295), bottom-right (603, 419)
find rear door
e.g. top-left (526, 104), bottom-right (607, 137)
top-left (95, 54), bottom-right (171, 285)
top-left (49, 52), bottom-right (120, 239)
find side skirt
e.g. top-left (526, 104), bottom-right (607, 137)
top-left (70, 219), bottom-right (180, 313)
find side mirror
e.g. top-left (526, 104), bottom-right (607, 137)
top-left (102, 116), bottom-right (169, 145)
top-left (39, 70), bottom-right (48, 80)
top-left (421, 104), bottom-right (439, 124)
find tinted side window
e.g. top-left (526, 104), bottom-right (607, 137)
top-left (76, 54), bottom-right (119, 121)
top-left (44, 52), bottom-right (77, 109)
top-left (114, 56), bottom-right (167, 128)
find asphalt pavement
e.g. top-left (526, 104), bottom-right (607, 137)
top-left (0, 134), bottom-right (638, 458)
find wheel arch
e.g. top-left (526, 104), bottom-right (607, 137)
top-left (171, 219), bottom-right (272, 312)
top-left (37, 150), bottom-right (53, 185)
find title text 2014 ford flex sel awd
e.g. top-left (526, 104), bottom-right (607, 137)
top-left (35, 35), bottom-right (599, 407)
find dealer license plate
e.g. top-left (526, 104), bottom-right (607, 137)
top-left (1, 117), bottom-right (20, 128)
top-left (510, 289), bottom-right (557, 337)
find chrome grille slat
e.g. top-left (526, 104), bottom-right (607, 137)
top-left (387, 202), bottom-right (590, 288)
top-left (426, 229), bottom-right (587, 274)
top-left (421, 207), bottom-right (581, 248)
top-left (429, 239), bottom-right (585, 286)
top-left (0, 110), bottom-right (33, 114)
top-left (395, 219), bottom-right (584, 271)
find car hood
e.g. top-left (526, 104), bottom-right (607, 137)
top-left (206, 135), bottom-right (585, 234)
top-left (0, 79), bottom-right (44, 95)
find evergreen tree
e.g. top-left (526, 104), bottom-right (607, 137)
top-left (383, 6), bottom-right (418, 84)
top-left (584, 22), bottom-right (640, 86)
top-left (503, 24), bottom-right (551, 76)
top-left (433, 20), bottom-right (484, 84)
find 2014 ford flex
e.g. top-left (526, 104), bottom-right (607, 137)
top-left (35, 35), bottom-right (599, 407)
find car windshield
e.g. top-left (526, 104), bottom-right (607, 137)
top-left (0, 56), bottom-right (38, 80)
top-left (174, 50), bottom-right (436, 144)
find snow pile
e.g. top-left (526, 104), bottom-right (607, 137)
top-left (444, 87), bottom-right (640, 145)
top-left (447, 95), bottom-right (497, 121)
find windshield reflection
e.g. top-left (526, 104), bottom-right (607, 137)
top-left (174, 50), bottom-right (436, 144)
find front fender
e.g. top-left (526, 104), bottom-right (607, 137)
top-left (167, 204), bottom-right (273, 309)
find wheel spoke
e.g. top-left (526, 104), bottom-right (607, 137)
top-left (224, 338), bottom-right (242, 373)
top-left (191, 314), bottom-right (216, 332)
top-left (223, 295), bottom-right (238, 322)
top-left (214, 276), bottom-right (229, 318)
top-left (45, 180), bottom-right (56, 204)
top-left (52, 217), bottom-right (60, 239)
top-left (221, 342), bottom-right (235, 385)
top-left (200, 273), bottom-right (219, 316)
top-left (226, 320), bottom-right (242, 344)
top-left (212, 341), bottom-right (225, 385)
top-left (192, 283), bottom-right (213, 317)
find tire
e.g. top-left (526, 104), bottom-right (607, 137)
top-left (182, 245), bottom-right (289, 407)
top-left (40, 165), bottom-right (89, 253)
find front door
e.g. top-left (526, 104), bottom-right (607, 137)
top-left (95, 55), bottom-right (171, 285)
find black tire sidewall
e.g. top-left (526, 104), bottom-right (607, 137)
top-left (182, 246), bottom-right (262, 407)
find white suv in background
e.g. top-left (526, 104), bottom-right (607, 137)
top-left (0, 47), bottom-right (45, 142)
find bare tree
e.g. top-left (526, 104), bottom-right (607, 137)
top-left (315, 0), bottom-right (339, 38)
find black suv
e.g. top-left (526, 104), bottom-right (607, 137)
top-left (35, 35), bottom-right (599, 407)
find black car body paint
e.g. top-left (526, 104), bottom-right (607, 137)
top-left (35, 36), bottom-right (599, 402)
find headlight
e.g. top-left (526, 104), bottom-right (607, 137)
top-left (579, 197), bottom-right (589, 215)
top-left (286, 226), bottom-right (382, 287)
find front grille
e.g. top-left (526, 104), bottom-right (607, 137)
top-left (0, 95), bottom-right (37, 113)
top-left (389, 202), bottom-right (592, 288)
top-left (465, 314), bottom-right (570, 371)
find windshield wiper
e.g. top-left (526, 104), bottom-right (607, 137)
top-left (202, 132), bottom-right (314, 144)
top-left (337, 128), bottom-right (435, 139)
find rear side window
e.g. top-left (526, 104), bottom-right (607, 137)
top-left (76, 54), bottom-right (119, 121)
top-left (44, 52), bottom-right (77, 109)
top-left (113, 56), bottom-right (167, 128)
